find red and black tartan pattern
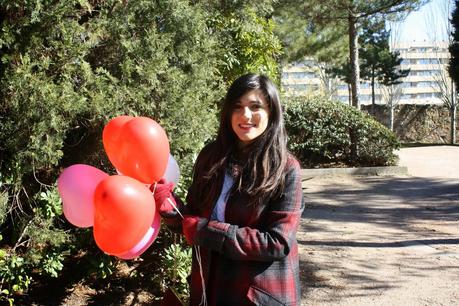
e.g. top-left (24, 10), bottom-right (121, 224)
top-left (164, 156), bottom-right (305, 306)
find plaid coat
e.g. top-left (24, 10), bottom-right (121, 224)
top-left (166, 147), bottom-right (305, 306)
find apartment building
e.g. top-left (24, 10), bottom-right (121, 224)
top-left (281, 59), bottom-right (323, 94)
top-left (394, 41), bottom-right (450, 104)
top-left (281, 41), bottom-right (451, 105)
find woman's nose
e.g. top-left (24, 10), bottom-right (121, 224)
top-left (242, 107), bottom-right (251, 118)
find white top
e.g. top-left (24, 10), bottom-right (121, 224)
top-left (210, 172), bottom-right (235, 222)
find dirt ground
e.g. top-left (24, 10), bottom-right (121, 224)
top-left (298, 146), bottom-right (459, 306)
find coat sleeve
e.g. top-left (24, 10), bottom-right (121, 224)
top-left (194, 158), bottom-right (305, 261)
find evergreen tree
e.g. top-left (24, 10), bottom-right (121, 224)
top-left (273, 3), bottom-right (348, 65)
top-left (206, 3), bottom-right (282, 84)
top-left (274, 0), bottom-right (424, 109)
top-left (360, 19), bottom-right (409, 110)
top-left (327, 61), bottom-right (353, 104)
top-left (0, 0), bottom-right (282, 301)
top-left (327, 19), bottom-right (409, 109)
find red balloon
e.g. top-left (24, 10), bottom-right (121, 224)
top-left (103, 116), bottom-right (133, 169)
top-left (93, 175), bottom-right (155, 255)
top-left (117, 210), bottom-right (161, 260)
top-left (114, 117), bottom-right (170, 184)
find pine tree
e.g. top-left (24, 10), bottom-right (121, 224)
top-left (274, 0), bottom-right (424, 110)
top-left (328, 19), bottom-right (409, 110)
top-left (360, 19), bottom-right (409, 111)
top-left (0, 0), bottom-right (283, 300)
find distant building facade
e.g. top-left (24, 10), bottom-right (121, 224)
top-left (281, 59), bottom-right (322, 94)
top-left (281, 41), bottom-right (450, 105)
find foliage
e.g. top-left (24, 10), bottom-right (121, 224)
top-left (0, 0), bottom-right (282, 302)
top-left (360, 19), bottom-right (409, 87)
top-left (284, 95), bottom-right (400, 167)
top-left (0, 185), bottom-right (69, 303)
top-left (329, 18), bottom-right (409, 105)
top-left (40, 252), bottom-right (64, 278)
top-left (0, 253), bottom-right (32, 304)
top-left (273, 2), bottom-right (348, 65)
top-left (87, 253), bottom-right (117, 279)
top-left (154, 243), bottom-right (192, 303)
top-left (0, 190), bottom-right (8, 226)
top-left (206, 3), bottom-right (282, 84)
top-left (274, 0), bottom-right (425, 108)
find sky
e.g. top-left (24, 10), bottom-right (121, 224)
top-left (391, 0), bottom-right (454, 43)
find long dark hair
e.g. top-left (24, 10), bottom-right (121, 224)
top-left (189, 73), bottom-right (288, 210)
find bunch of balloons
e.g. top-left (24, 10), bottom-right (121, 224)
top-left (57, 116), bottom-right (179, 259)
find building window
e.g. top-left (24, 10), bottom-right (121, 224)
top-left (282, 71), bottom-right (317, 79)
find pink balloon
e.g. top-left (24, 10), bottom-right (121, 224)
top-left (117, 210), bottom-right (161, 259)
top-left (57, 164), bottom-right (108, 228)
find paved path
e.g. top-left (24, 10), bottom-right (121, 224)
top-left (397, 146), bottom-right (459, 178)
top-left (299, 146), bottom-right (459, 306)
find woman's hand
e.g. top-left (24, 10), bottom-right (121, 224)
top-left (182, 215), bottom-right (207, 245)
top-left (151, 179), bottom-right (176, 215)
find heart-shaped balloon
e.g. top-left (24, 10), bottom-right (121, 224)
top-left (117, 210), bottom-right (161, 260)
top-left (102, 116), bottom-right (133, 169)
top-left (93, 175), bottom-right (155, 255)
top-left (103, 116), bottom-right (170, 184)
top-left (57, 164), bottom-right (109, 228)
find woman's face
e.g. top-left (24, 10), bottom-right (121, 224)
top-left (231, 89), bottom-right (270, 147)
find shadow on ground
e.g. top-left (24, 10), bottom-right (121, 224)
top-left (302, 176), bottom-right (459, 227)
top-left (298, 176), bottom-right (459, 303)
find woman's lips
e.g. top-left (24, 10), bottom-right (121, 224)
top-left (239, 123), bottom-right (255, 129)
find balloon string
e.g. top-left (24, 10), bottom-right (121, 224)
top-left (166, 198), bottom-right (184, 220)
top-left (153, 183), bottom-right (206, 305)
top-left (151, 182), bottom-right (184, 219)
top-left (195, 245), bottom-right (207, 306)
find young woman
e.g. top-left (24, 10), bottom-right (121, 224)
top-left (154, 73), bottom-right (304, 306)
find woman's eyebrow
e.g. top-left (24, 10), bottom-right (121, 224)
top-left (235, 98), bottom-right (264, 105)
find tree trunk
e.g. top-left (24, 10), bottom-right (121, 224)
top-left (348, 83), bottom-right (352, 106)
top-left (348, 11), bottom-right (360, 110)
top-left (451, 80), bottom-right (457, 144)
top-left (371, 74), bottom-right (375, 115)
top-left (451, 103), bottom-right (457, 144)
top-left (390, 103), bottom-right (394, 132)
top-left (348, 10), bottom-right (359, 161)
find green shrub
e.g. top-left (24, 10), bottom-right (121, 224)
top-left (154, 243), bottom-right (192, 303)
top-left (0, 253), bottom-right (32, 304)
top-left (0, 0), bottom-right (282, 302)
top-left (0, 0), bottom-right (218, 299)
top-left (284, 95), bottom-right (400, 167)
